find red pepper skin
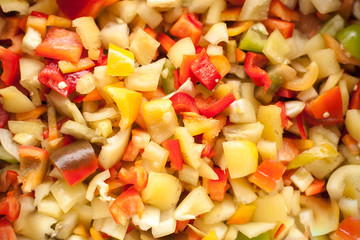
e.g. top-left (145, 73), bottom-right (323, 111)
top-left (30, 11), bottom-right (48, 19)
top-left (38, 63), bottom-right (71, 97)
top-left (244, 52), bottom-right (272, 92)
top-left (303, 87), bottom-right (343, 126)
top-left (208, 168), bottom-right (228, 202)
top-left (275, 87), bottom-right (297, 98)
top-left (169, 13), bottom-right (203, 45)
top-left (331, 216), bottom-right (360, 240)
top-left (179, 54), bottom-right (198, 86)
top-left (56, 0), bottom-right (115, 20)
top-left (349, 82), bottom-right (360, 109)
top-left (50, 140), bottom-right (98, 186)
top-left (191, 50), bottom-right (222, 91)
top-left (35, 27), bottom-right (83, 62)
top-left (0, 105), bottom-right (10, 129)
top-left (157, 33), bottom-right (176, 53)
top-left (0, 170), bottom-right (18, 193)
top-left (262, 18), bottom-right (294, 38)
top-left (248, 159), bottom-right (286, 192)
top-left (0, 191), bottom-right (20, 222)
top-left (201, 144), bottom-right (216, 159)
top-left (109, 187), bottom-right (144, 225)
top-left (0, 47), bottom-right (20, 86)
top-left (118, 164), bottom-right (148, 191)
top-left (269, 0), bottom-right (300, 22)
top-left (196, 92), bottom-right (236, 118)
top-left (173, 69), bottom-right (180, 90)
top-left (161, 139), bottom-right (183, 171)
top-left (64, 69), bottom-right (90, 95)
top-left (296, 113), bottom-right (307, 139)
top-left (0, 217), bottom-right (16, 240)
top-left (274, 101), bottom-right (289, 128)
top-left (170, 92), bottom-right (200, 114)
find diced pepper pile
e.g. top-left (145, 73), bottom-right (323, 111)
top-left (0, 0), bottom-right (360, 239)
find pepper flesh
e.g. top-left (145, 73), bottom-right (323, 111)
top-left (244, 52), bottom-right (272, 92)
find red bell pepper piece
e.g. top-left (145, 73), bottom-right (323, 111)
top-left (30, 11), bottom-right (48, 19)
top-left (109, 187), bottom-right (144, 225)
top-left (118, 163), bottom-right (148, 191)
top-left (262, 18), bottom-right (294, 38)
top-left (179, 54), bottom-right (198, 86)
top-left (196, 92), bottom-right (236, 118)
top-left (0, 191), bottom-right (20, 222)
top-left (122, 139), bottom-right (141, 162)
top-left (296, 113), bottom-right (307, 139)
top-left (35, 27), bottom-right (83, 62)
top-left (157, 33), bottom-right (176, 53)
top-left (0, 171), bottom-right (18, 193)
top-left (304, 86), bottom-right (343, 126)
top-left (56, 0), bottom-right (116, 20)
top-left (0, 217), bottom-right (16, 240)
top-left (169, 13), bottom-right (203, 45)
top-left (97, 48), bottom-right (108, 66)
top-left (175, 220), bottom-right (190, 234)
top-left (208, 168), bottom-right (228, 201)
top-left (349, 82), bottom-right (360, 109)
top-left (38, 63), bottom-right (71, 97)
top-left (173, 68), bottom-right (180, 90)
top-left (269, 0), bottom-right (300, 22)
top-left (331, 216), bottom-right (360, 240)
top-left (19, 146), bottom-right (49, 193)
top-left (170, 92), bottom-right (200, 114)
top-left (248, 159), bottom-right (286, 192)
top-left (201, 144), bottom-right (216, 159)
top-left (0, 105), bottom-right (10, 129)
top-left (304, 179), bottom-right (326, 196)
top-left (275, 87), bottom-right (297, 98)
top-left (161, 139), bottom-right (183, 171)
top-left (0, 47), bottom-right (20, 86)
top-left (244, 52), bottom-right (272, 92)
top-left (64, 69), bottom-right (90, 95)
top-left (274, 101), bottom-right (289, 128)
top-left (191, 50), bottom-right (222, 91)
top-left (50, 140), bottom-right (98, 186)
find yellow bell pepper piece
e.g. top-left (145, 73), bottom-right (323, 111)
top-left (227, 204), bottom-right (256, 225)
top-left (107, 43), bottom-right (134, 76)
top-left (104, 84), bottom-right (142, 130)
top-left (58, 57), bottom-right (95, 74)
top-left (202, 229), bottom-right (218, 240)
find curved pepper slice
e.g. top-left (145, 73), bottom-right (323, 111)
top-left (50, 140), bottom-right (98, 186)
top-left (244, 52), bottom-right (272, 92)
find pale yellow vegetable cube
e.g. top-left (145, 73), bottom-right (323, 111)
top-left (130, 28), bottom-right (160, 65)
top-left (72, 17), bottom-right (101, 60)
top-left (174, 127), bottom-right (204, 169)
top-left (257, 105), bottom-right (283, 149)
top-left (223, 140), bottom-right (258, 178)
top-left (252, 194), bottom-right (287, 222)
top-left (174, 186), bottom-right (214, 221)
top-left (143, 99), bottom-right (178, 144)
top-left (308, 48), bottom-right (340, 79)
top-left (142, 141), bottom-right (169, 172)
top-left (0, 86), bottom-right (35, 113)
top-left (142, 172), bottom-right (182, 211)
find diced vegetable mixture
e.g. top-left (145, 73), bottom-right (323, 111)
top-left (0, 0), bottom-right (360, 239)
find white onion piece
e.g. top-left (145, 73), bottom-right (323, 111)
top-left (83, 107), bottom-right (119, 122)
top-left (0, 129), bottom-right (19, 161)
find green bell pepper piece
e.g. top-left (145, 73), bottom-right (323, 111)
top-left (337, 24), bottom-right (360, 60)
top-left (287, 142), bottom-right (338, 169)
top-left (239, 25), bottom-right (267, 53)
top-left (236, 231), bottom-right (270, 240)
top-left (320, 14), bottom-right (345, 38)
